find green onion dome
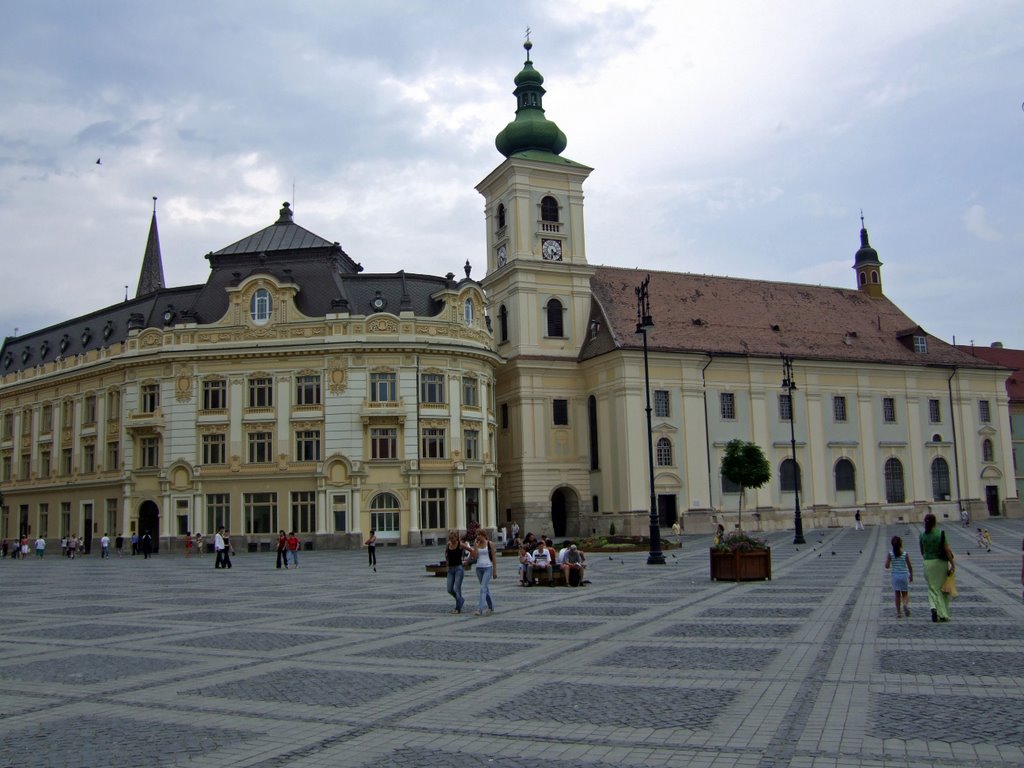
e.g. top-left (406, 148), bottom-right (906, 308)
top-left (495, 40), bottom-right (568, 158)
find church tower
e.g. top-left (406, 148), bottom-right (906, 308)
top-left (853, 215), bottom-right (884, 298)
top-left (478, 38), bottom-right (596, 537)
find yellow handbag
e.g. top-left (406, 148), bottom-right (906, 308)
top-left (940, 572), bottom-right (958, 598)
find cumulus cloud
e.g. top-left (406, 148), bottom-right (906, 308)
top-left (963, 204), bottom-right (1002, 242)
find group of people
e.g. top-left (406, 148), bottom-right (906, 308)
top-left (1, 536), bottom-right (44, 558)
top-left (183, 532), bottom-right (205, 557)
top-left (444, 529), bottom-right (497, 615)
top-left (516, 536), bottom-right (586, 587)
top-left (275, 530), bottom-right (302, 569)
top-left (885, 512), bottom-right (957, 622)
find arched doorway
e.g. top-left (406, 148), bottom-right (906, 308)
top-left (550, 487), bottom-right (580, 538)
top-left (138, 500), bottom-right (160, 554)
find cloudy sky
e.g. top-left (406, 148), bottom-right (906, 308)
top-left (2, 0), bottom-right (1022, 348)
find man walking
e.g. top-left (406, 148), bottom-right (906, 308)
top-left (214, 527), bottom-right (230, 569)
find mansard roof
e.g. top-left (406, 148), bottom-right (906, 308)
top-left (581, 266), bottom-right (1002, 370)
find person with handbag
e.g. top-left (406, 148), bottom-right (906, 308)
top-left (919, 513), bottom-right (955, 622)
top-left (470, 530), bottom-right (497, 615)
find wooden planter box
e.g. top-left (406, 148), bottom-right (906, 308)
top-left (709, 548), bottom-right (772, 581)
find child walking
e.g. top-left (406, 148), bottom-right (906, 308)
top-left (884, 535), bottom-right (914, 618)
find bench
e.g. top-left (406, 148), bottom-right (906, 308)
top-left (425, 563), bottom-right (449, 577)
top-left (522, 568), bottom-right (568, 586)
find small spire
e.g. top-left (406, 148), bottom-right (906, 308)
top-left (275, 202), bottom-right (294, 225)
top-left (524, 27), bottom-right (532, 61)
top-left (135, 197), bottom-right (165, 297)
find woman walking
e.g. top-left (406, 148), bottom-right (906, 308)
top-left (276, 530), bottom-right (288, 569)
top-left (444, 531), bottom-right (469, 613)
top-left (470, 530), bottom-right (497, 616)
top-left (919, 513), bottom-right (955, 622)
top-left (884, 535), bottom-right (913, 618)
top-left (365, 529), bottom-right (377, 572)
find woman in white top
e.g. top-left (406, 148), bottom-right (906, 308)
top-left (470, 530), bottom-right (497, 615)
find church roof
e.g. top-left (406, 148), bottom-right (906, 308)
top-left (135, 201), bottom-right (165, 297)
top-left (210, 203), bottom-right (336, 256)
top-left (582, 266), bottom-right (1001, 369)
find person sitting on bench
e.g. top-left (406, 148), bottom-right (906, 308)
top-left (562, 544), bottom-right (586, 586)
top-left (518, 544), bottom-right (534, 585)
top-left (528, 541), bottom-right (554, 586)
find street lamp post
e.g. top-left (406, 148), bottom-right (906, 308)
top-left (636, 275), bottom-right (665, 565)
top-left (781, 355), bottom-right (806, 545)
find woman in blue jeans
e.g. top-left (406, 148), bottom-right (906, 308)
top-left (471, 530), bottom-right (497, 616)
top-left (445, 531), bottom-right (470, 613)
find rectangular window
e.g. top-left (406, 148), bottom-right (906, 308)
top-left (419, 488), bottom-right (447, 529)
top-left (913, 336), bottom-right (928, 354)
top-left (248, 377), bottom-right (273, 408)
top-left (501, 403), bottom-right (509, 429)
top-left (779, 393), bottom-right (792, 422)
top-left (60, 502), bottom-right (71, 537)
top-left (552, 399), bottom-right (569, 426)
top-left (371, 510), bottom-right (400, 533)
top-left (654, 390), bottom-right (670, 418)
top-left (39, 503), bottom-right (49, 537)
top-left (462, 377), bottom-right (479, 408)
top-left (247, 431), bottom-right (273, 463)
top-left (202, 433), bottom-right (226, 465)
top-left (21, 409), bottom-right (33, 435)
top-left (1, 454), bottom-right (11, 482)
top-left (720, 392), bottom-right (736, 420)
top-left (929, 399), bottom-right (941, 424)
top-left (83, 395), bottom-right (97, 425)
top-left (422, 428), bottom-right (446, 459)
top-left (979, 400), bottom-right (991, 423)
top-left (291, 490), bottom-right (316, 533)
top-left (332, 494), bottom-right (348, 532)
top-left (61, 399), bottom-right (73, 427)
top-left (41, 404), bottom-right (53, 432)
top-left (105, 441), bottom-right (119, 471)
top-left (244, 492), bottom-right (277, 535)
top-left (141, 384), bottom-right (160, 413)
top-left (105, 499), bottom-right (117, 537)
top-left (206, 493), bottom-right (231, 533)
top-left (82, 443), bottom-right (95, 474)
top-left (40, 448), bottom-right (51, 477)
top-left (295, 430), bottom-right (321, 462)
top-left (106, 390), bottom-right (120, 420)
top-left (370, 372), bottom-right (397, 403)
top-left (420, 373), bottom-right (445, 404)
top-left (2, 411), bottom-right (13, 440)
top-left (882, 397), bottom-right (896, 424)
top-left (295, 374), bottom-right (321, 406)
top-left (464, 429), bottom-right (480, 460)
top-left (371, 427), bottom-right (398, 460)
top-left (202, 379), bottom-right (227, 410)
top-left (20, 453), bottom-right (30, 480)
top-left (140, 437), bottom-right (159, 468)
top-left (833, 395), bottom-right (847, 422)
top-left (62, 447), bottom-right (73, 476)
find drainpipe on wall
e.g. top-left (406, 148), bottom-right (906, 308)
top-left (701, 355), bottom-right (714, 512)
top-left (947, 367), bottom-right (964, 514)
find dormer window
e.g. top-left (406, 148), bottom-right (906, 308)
top-left (913, 336), bottom-right (928, 354)
top-left (80, 328), bottom-right (91, 346)
top-left (59, 335), bottom-right (70, 354)
top-left (250, 288), bottom-right (272, 325)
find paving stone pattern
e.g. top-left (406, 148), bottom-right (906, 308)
top-left (2, 520), bottom-right (1024, 767)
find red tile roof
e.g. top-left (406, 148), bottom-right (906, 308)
top-left (955, 344), bottom-right (1024, 402)
top-left (583, 266), bottom-right (1002, 369)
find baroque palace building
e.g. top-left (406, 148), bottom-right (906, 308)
top-left (1, 42), bottom-right (1020, 549)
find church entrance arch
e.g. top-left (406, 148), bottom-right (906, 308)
top-left (138, 500), bottom-right (160, 554)
top-left (550, 487), bottom-right (580, 538)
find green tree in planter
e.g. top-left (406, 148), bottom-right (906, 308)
top-left (721, 439), bottom-right (771, 531)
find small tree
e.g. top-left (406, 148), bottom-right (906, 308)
top-left (721, 439), bottom-right (771, 531)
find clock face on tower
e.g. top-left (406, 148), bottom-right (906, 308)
top-left (496, 244), bottom-right (507, 267)
top-left (541, 239), bottom-right (563, 261)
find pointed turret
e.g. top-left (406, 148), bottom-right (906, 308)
top-left (136, 197), bottom-right (166, 297)
top-left (853, 213), bottom-right (883, 298)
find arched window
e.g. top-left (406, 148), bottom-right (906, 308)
top-left (497, 203), bottom-right (506, 229)
top-left (859, 272), bottom-right (867, 286)
top-left (369, 492), bottom-right (400, 534)
top-left (656, 437), bottom-right (672, 466)
top-left (834, 458), bottom-right (856, 492)
top-left (884, 458), bottom-right (905, 503)
top-left (931, 457), bottom-right (951, 500)
top-left (541, 195), bottom-right (559, 222)
top-left (498, 304), bottom-right (508, 342)
top-left (588, 395), bottom-right (599, 471)
top-left (780, 458), bottom-right (801, 492)
top-left (463, 298), bottom-right (474, 326)
top-left (871, 270), bottom-right (879, 284)
top-left (546, 298), bottom-right (564, 337)
top-left (982, 438), bottom-right (995, 462)
top-left (250, 288), bottom-right (272, 324)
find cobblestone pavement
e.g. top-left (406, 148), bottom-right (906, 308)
top-left (2, 519), bottom-right (1024, 767)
